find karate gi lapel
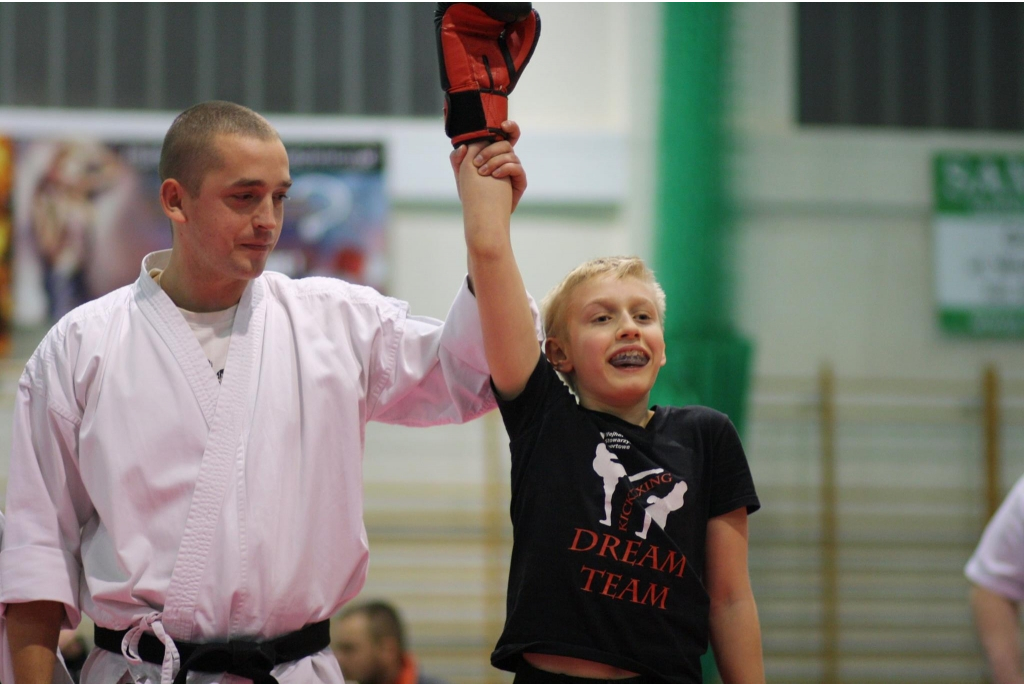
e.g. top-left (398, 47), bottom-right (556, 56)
top-left (134, 254), bottom-right (270, 640)
top-left (135, 259), bottom-right (221, 427)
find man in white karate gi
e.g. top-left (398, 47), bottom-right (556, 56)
top-left (0, 101), bottom-right (529, 683)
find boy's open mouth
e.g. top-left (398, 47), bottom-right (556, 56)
top-left (609, 350), bottom-right (649, 368)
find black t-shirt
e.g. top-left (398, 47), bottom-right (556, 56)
top-left (490, 356), bottom-right (760, 682)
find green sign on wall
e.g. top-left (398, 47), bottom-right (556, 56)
top-left (934, 153), bottom-right (1024, 337)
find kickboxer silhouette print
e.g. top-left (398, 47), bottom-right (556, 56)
top-left (592, 436), bottom-right (688, 539)
top-left (593, 442), bottom-right (627, 526)
top-left (636, 481), bottom-right (688, 540)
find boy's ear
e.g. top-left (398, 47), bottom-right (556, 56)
top-left (544, 337), bottom-right (572, 373)
top-left (160, 179), bottom-right (189, 226)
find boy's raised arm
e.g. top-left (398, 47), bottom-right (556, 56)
top-left (454, 128), bottom-right (540, 400)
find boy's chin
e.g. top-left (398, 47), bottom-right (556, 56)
top-left (613, 372), bottom-right (659, 394)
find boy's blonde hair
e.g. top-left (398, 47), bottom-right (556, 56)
top-left (541, 256), bottom-right (667, 341)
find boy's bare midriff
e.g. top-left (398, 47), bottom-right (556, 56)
top-left (524, 653), bottom-right (640, 679)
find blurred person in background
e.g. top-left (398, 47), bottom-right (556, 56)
top-left (967, 475), bottom-right (1024, 683)
top-left (57, 629), bottom-right (88, 683)
top-left (29, 142), bottom-right (115, 319)
top-left (23, 140), bottom-right (152, 321)
top-left (332, 601), bottom-right (441, 684)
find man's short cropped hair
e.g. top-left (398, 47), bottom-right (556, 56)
top-left (338, 600), bottom-right (407, 653)
top-left (159, 100), bottom-right (280, 197)
top-left (541, 256), bottom-right (667, 342)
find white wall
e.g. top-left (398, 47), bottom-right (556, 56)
top-left (730, 4), bottom-right (1024, 382)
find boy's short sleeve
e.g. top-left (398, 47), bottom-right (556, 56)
top-left (708, 414), bottom-right (760, 519)
top-left (494, 353), bottom-right (561, 439)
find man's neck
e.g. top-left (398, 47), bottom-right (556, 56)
top-left (159, 253), bottom-right (248, 313)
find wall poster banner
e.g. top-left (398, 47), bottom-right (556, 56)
top-left (934, 153), bottom-right (1024, 337)
top-left (11, 139), bottom-right (386, 326)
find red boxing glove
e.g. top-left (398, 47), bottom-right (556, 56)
top-left (435, 3), bottom-right (541, 147)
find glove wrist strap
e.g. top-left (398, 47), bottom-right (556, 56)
top-left (445, 91), bottom-right (509, 146)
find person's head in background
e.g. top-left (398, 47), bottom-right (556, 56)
top-left (331, 600), bottom-right (408, 684)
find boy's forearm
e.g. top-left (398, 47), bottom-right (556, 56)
top-left (709, 597), bottom-right (765, 684)
top-left (458, 148), bottom-right (539, 398)
top-left (461, 189), bottom-right (513, 260)
top-left (7, 600), bottom-right (64, 684)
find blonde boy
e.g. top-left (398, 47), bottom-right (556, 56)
top-left (453, 128), bottom-right (764, 683)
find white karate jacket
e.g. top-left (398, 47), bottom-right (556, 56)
top-left (0, 250), bottom-right (505, 682)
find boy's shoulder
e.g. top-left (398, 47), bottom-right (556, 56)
top-left (652, 404), bottom-right (736, 443)
top-left (655, 403), bottom-right (730, 426)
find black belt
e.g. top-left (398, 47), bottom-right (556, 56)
top-left (94, 619), bottom-right (330, 684)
